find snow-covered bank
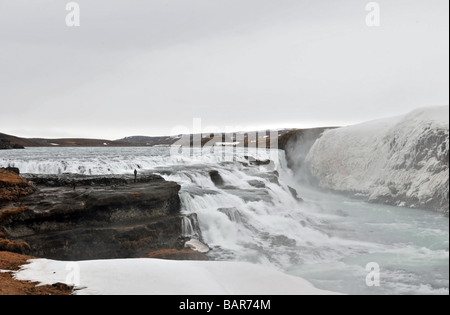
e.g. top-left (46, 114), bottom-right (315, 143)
top-left (305, 106), bottom-right (449, 213)
top-left (14, 258), bottom-right (339, 295)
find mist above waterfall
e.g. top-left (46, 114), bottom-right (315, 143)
top-left (280, 128), bottom-right (334, 184)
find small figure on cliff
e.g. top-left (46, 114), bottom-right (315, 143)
top-left (72, 180), bottom-right (76, 191)
top-left (134, 169), bottom-right (138, 183)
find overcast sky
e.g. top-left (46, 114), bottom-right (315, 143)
top-left (0, 0), bottom-right (448, 139)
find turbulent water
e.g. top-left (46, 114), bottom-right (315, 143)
top-left (1, 147), bottom-right (448, 295)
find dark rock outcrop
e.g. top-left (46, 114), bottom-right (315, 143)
top-left (288, 186), bottom-right (304, 202)
top-left (0, 139), bottom-right (24, 150)
top-left (209, 170), bottom-right (224, 187)
top-left (147, 248), bottom-right (209, 261)
top-left (0, 173), bottom-right (184, 260)
top-left (244, 156), bottom-right (272, 166)
top-left (1, 167), bottom-right (20, 175)
top-left (23, 173), bottom-right (162, 188)
top-left (278, 128), bottom-right (335, 172)
top-left (248, 180), bottom-right (266, 188)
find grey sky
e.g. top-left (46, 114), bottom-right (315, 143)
top-left (0, 0), bottom-right (448, 139)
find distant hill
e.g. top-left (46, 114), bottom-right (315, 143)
top-left (117, 129), bottom-right (294, 147)
top-left (118, 136), bottom-right (178, 146)
top-left (0, 133), bottom-right (36, 148)
top-left (1, 129), bottom-right (296, 150)
top-left (0, 137), bottom-right (24, 150)
top-left (0, 133), bottom-right (137, 149)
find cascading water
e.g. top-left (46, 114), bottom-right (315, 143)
top-left (181, 214), bottom-right (202, 240)
top-left (1, 146), bottom-right (448, 295)
top-left (166, 152), bottom-right (341, 266)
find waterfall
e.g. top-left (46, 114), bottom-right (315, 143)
top-left (2, 145), bottom-right (448, 294)
top-left (181, 214), bottom-right (202, 240)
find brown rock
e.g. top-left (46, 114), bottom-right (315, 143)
top-left (0, 169), bottom-right (35, 207)
top-left (0, 251), bottom-right (73, 295)
top-left (148, 249), bottom-right (209, 261)
top-left (0, 174), bottom-right (183, 261)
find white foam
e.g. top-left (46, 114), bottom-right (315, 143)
top-left (185, 239), bottom-right (210, 253)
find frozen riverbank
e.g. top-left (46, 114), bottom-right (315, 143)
top-left (14, 258), bottom-right (339, 295)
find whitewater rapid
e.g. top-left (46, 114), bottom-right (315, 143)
top-left (1, 147), bottom-right (448, 295)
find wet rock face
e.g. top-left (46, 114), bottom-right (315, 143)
top-left (0, 174), bottom-right (184, 260)
top-left (278, 128), bottom-right (334, 172)
top-left (248, 180), bottom-right (266, 188)
top-left (209, 170), bottom-right (224, 187)
top-left (23, 173), bottom-right (164, 187)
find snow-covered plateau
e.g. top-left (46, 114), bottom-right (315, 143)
top-left (14, 258), bottom-right (339, 295)
top-left (306, 106), bottom-right (449, 213)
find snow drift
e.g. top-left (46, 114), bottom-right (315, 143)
top-left (14, 258), bottom-right (338, 295)
top-left (305, 106), bottom-right (449, 213)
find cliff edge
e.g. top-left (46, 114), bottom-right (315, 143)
top-left (305, 107), bottom-right (449, 213)
top-left (0, 169), bottom-right (184, 260)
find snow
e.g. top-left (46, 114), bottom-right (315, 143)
top-left (14, 258), bottom-right (339, 295)
top-left (306, 106), bottom-right (449, 212)
top-left (184, 239), bottom-right (210, 253)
